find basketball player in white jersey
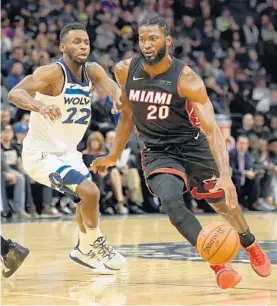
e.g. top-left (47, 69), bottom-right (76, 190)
top-left (8, 22), bottom-right (126, 274)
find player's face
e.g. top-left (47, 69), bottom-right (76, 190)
top-left (139, 25), bottom-right (172, 65)
top-left (60, 30), bottom-right (90, 64)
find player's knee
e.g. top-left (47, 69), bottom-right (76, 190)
top-left (77, 180), bottom-right (100, 204)
top-left (160, 189), bottom-right (186, 225)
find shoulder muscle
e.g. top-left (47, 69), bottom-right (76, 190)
top-left (114, 59), bottom-right (132, 89)
top-left (177, 65), bottom-right (208, 104)
top-left (86, 62), bottom-right (107, 83)
top-left (13, 64), bottom-right (63, 95)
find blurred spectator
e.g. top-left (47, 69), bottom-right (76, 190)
top-left (247, 113), bottom-right (271, 139)
top-left (116, 26), bottom-right (135, 58)
top-left (1, 47), bottom-right (24, 76)
top-left (83, 132), bottom-right (128, 214)
top-left (1, 125), bottom-right (31, 218)
top-left (216, 8), bottom-right (239, 41)
top-left (5, 62), bottom-right (24, 90)
top-left (94, 12), bottom-right (118, 52)
top-left (268, 136), bottom-right (277, 206)
top-left (35, 22), bottom-right (49, 50)
top-left (90, 87), bottom-right (117, 134)
top-left (229, 135), bottom-right (260, 210)
top-left (1, 109), bottom-right (12, 128)
top-left (58, 3), bottom-right (77, 25)
top-left (257, 84), bottom-right (277, 116)
top-left (270, 116), bottom-right (277, 136)
top-left (1, 149), bottom-right (15, 219)
top-left (237, 113), bottom-right (254, 136)
top-left (1, 28), bottom-right (12, 55)
top-left (253, 138), bottom-right (276, 211)
top-left (105, 130), bottom-right (144, 213)
top-left (261, 22), bottom-right (277, 43)
top-left (13, 123), bottom-right (28, 155)
top-left (242, 16), bottom-right (259, 46)
top-left (1, 75), bottom-right (16, 116)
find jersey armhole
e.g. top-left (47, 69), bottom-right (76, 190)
top-left (125, 57), bottom-right (140, 90)
top-left (84, 63), bottom-right (95, 92)
top-left (55, 62), bottom-right (67, 96)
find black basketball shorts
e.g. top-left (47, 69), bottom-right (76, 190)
top-left (141, 132), bottom-right (222, 200)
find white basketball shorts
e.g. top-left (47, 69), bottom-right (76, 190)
top-left (22, 150), bottom-right (91, 192)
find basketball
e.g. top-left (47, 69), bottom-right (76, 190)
top-left (197, 222), bottom-right (240, 265)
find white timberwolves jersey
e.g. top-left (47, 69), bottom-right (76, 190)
top-left (23, 60), bottom-right (93, 153)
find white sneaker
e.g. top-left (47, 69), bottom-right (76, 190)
top-left (69, 248), bottom-right (115, 275)
top-left (89, 236), bottom-right (127, 270)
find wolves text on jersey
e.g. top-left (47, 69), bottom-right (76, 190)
top-left (64, 96), bottom-right (91, 106)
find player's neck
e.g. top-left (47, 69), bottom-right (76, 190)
top-left (142, 55), bottom-right (172, 78)
top-left (63, 57), bottom-right (83, 81)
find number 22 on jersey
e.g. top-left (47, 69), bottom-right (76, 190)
top-left (63, 107), bottom-right (91, 125)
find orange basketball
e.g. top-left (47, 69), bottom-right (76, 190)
top-left (196, 222), bottom-right (240, 265)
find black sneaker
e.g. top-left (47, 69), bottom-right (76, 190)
top-left (1, 240), bottom-right (30, 278)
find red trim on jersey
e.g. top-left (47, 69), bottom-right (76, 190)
top-left (185, 100), bottom-right (202, 129)
top-left (191, 187), bottom-right (223, 200)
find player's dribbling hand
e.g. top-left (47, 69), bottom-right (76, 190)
top-left (91, 156), bottom-right (117, 175)
top-left (209, 174), bottom-right (238, 209)
top-left (38, 103), bottom-right (62, 122)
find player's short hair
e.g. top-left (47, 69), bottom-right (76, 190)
top-left (139, 16), bottom-right (171, 36)
top-left (59, 22), bottom-right (87, 41)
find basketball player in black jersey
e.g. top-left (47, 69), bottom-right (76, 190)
top-left (92, 17), bottom-right (271, 289)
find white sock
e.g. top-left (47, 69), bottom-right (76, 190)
top-left (78, 230), bottom-right (90, 254)
top-left (85, 225), bottom-right (103, 245)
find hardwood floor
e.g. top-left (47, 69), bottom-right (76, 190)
top-left (2, 213), bottom-right (277, 305)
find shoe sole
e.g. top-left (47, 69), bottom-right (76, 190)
top-left (2, 248), bottom-right (30, 278)
top-left (69, 255), bottom-right (115, 275)
top-left (104, 264), bottom-right (120, 271)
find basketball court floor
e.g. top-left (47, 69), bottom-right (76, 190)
top-left (1, 213), bottom-right (277, 305)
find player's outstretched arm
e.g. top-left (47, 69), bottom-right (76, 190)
top-left (87, 62), bottom-right (122, 114)
top-left (91, 60), bottom-right (134, 174)
top-left (178, 66), bottom-right (237, 206)
top-left (8, 65), bottom-right (62, 121)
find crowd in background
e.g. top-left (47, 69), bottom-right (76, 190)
top-left (1, 0), bottom-right (277, 221)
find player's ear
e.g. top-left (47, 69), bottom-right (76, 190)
top-left (60, 43), bottom-right (65, 53)
top-left (166, 35), bottom-right (172, 47)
